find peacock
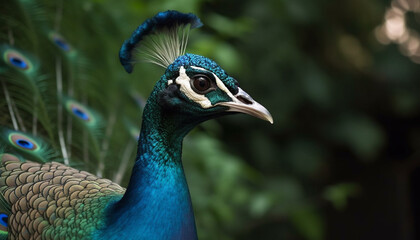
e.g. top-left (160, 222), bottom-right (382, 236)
top-left (0, 2), bottom-right (272, 239)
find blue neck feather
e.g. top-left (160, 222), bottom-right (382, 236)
top-left (98, 80), bottom-right (198, 240)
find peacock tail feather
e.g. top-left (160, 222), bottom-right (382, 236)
top-left (0, 0), bottom-right (137, 175)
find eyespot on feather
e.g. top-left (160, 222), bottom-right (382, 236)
top-left (3, 49), bottom-right (32, 70)
top-left (0, 213), bottom-right (8, 229)
top-left (65, 100), bottom-right (93, 122)
top-left (0, 129), bottom-right (57, 163)
top-left (0, 213), bottom-right (9, 235)
top-left (0, 45), bottom-right (39, 76)
top-left (49, 32), bottom-right (72, 52)
top-left (9, 133), bottom-right (38, 151)
top-left (62, 98), bottom-right (103, 132)
top-left (71, 106), bottom-right (90, 121)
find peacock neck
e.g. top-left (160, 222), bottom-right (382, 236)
top-left (100, 94), bottom-right (198, 240)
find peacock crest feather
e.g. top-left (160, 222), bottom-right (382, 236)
top-left (119, 10), bottom-right (203, 71)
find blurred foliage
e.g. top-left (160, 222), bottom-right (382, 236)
top-left (3, 0), bottom-right (420, 239)
top-left (323, 183), bottom-right (360, 211)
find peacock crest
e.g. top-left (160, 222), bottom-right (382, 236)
top-left (120, 10), bottom-right (203, 71)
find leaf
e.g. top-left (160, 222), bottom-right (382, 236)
top-left (290, 205), bottom-right (324, 240)
top-left (323, 183), bottom-right (360, 210)
top-left (331, 115), bottom-right (385, 161)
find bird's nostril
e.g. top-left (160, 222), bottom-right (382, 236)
top-left (237, 95), bottom-right (253, 105)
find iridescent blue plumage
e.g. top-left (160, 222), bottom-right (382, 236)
top-left (98, 44), bottom-right (273, 238)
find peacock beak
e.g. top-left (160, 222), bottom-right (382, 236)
top-left (216, 87), bottom-right (273, 124)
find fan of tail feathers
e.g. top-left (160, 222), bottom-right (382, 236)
top-left (0, 0), bottom-right (141, 181)
top-left (0, 2), bottom-right (143, 237)
top-left (0, 1), bottom-right (214, 239)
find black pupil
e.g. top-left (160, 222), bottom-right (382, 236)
top-left (12, 58), bottom-right (22, 64)
top-left (1, 216), bottom-right (7, 222)
top-left (74, 109), bottom-right (83, 115)
top-left (199, 80), bottom-right (207, 87)
top-left (194, 77), bottom-right (210, 91)
top-left (17, 140), bottom-right (29, 147)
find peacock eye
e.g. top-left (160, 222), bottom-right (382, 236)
top-left (71, 106), bottom-right (90, 121)
top-left (10, 134), bottom-right (38, 151)
top-left (7, 52), bottom-right (29, 70)
top-left (192, 75), bottom-right (212, 93)
top-left (0, 213), bottom-right (8, 228)
top-left (53, 37), bottom-right (71, 51)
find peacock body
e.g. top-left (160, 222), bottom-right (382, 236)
top-left (0, 2), bottom-right (272, 240)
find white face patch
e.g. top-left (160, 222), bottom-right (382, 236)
top-left (173, 66), bottom-right (212, 108)
top-left (168, 66), bottom-right (240, 108)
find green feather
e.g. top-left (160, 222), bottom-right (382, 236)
top-left (61, 97), bottom-right (105, 171)
top-left (0, 0), bottom-right (142, 177)
top-left (123, 118), bottom-right (140, 141)
top-left (0, 45), bottom-right (55, 140)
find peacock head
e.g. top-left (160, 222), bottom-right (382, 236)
top-left (120, 10), bottom-right (272, 125)
top-left (157, 53), bottom-right (272, 124)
